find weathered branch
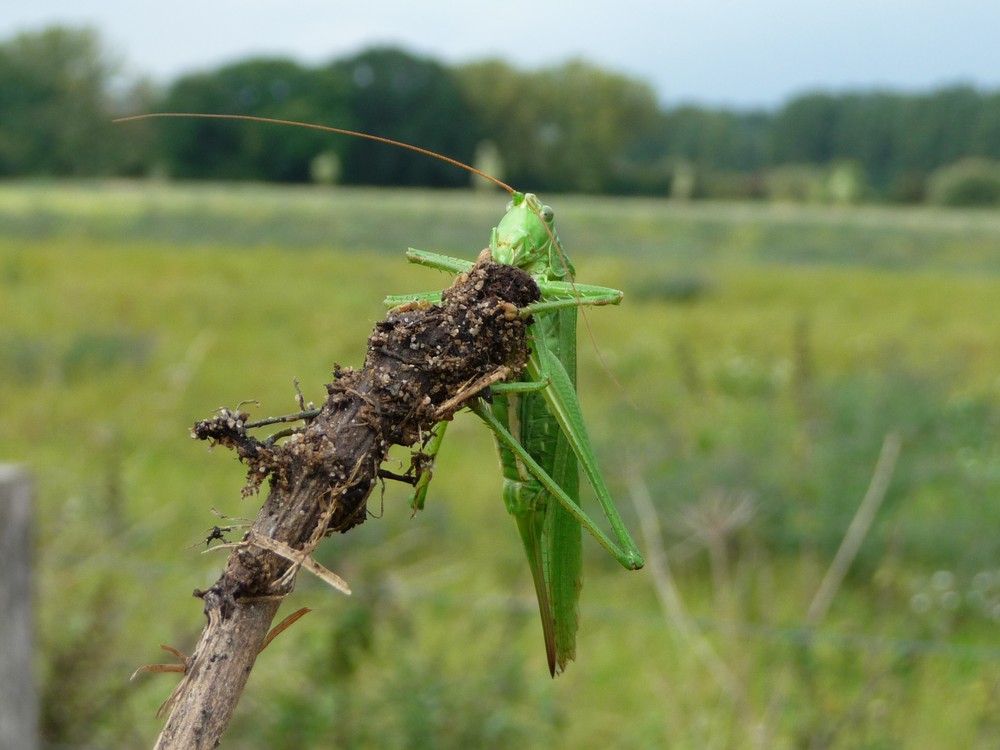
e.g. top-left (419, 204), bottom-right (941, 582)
top-left (150, 253), bottom-right (539, 749)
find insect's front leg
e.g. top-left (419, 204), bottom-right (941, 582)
top-left (383, 291), bottom-right (442, 309)
top-left (405, 247), bottom-right (476, 274)
top-left (382, 249), bottom-right (482, 308)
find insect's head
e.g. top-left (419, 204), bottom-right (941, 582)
top-left (490, 192), bottom-right (574, 281)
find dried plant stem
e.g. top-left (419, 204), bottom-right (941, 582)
top-left (627, 467), bottom-right (747, 706)
top-left (758, 431), bottom-right (902, 749)
top-left (149, 258), bottom-right (538, 749)
top-left (630, 431), bottom-right (902, 748)
top-left (806, 431), bottom-right (902, 626)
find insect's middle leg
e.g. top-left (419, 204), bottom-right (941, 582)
top-left (407, 421), bottom-right (449, 510)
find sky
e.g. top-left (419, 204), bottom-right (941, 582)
top-left (1, 0), bottom-right (997, 109)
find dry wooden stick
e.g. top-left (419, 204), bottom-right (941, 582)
top-left (148, 254), bottom-right (539, 749)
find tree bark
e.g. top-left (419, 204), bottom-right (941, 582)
top-left (152, 254), bottom-right (538, 749)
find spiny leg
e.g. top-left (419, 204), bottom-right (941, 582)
top-left (469, 395), bottom-right (642, 570)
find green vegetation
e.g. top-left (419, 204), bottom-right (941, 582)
top-left (3, 182), bottom-right (1000, 747)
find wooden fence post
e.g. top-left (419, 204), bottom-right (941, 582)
top-left (0, 464), bottom-right (38, 750)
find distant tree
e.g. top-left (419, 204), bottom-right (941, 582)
top-left (156, 58), bottom-right (353, 181)
top-left (111, 76), bottom-right (159, 176)
top-left (454, 60), bottom-right (539, 185)
top-left (766, 87), bottom-right (1000, 194)
top-left (0, 26), bottom-right (148, 176)
top-left (536, 61), bottom-right (664, 192)
top-left (458, 59), bottom-right (663, 193)
top-left (770, 92), bottom-right (841, 165)
top-left (829, 93), bottom-right (900, 189)
top-left (893, 86), bottom-right (983, 174)
top-left (331, 48), bottom-right (479, 187)
top-left (660, 106), bottom-right (771, 172)
top-left (970, 91), bottom-right (1000, 161)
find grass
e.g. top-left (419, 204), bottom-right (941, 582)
top-left (2, 181), bottom-right (1000, 748)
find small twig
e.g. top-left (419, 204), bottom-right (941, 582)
top-left (259, 607), bottom-right (311, 653)
top-left (244, 409), bottom-right (321, 430)
top-left (205, 533), bottom-right (352, 596)
top-left (377, 468), bottom-right (418, 485)
top-left (292, 378), bottom-right (312, 412)
top-left (433, 365), bottom-right (512, 419)
top-left (131, 645), bottom-right (189, 681)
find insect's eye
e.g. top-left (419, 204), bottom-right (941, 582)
top-left (540, 206), bottom-right (554, 223)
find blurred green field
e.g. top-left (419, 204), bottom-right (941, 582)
top-left (2, 181), bottom-right (1000, 748)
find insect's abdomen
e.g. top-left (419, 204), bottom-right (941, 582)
top-left (493, 306), bottom-right (583, 673)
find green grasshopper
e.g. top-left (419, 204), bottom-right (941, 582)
top-left (385, 192), bottom-right (644, 675)
top-left (114, 113), bottom-right (646, 675)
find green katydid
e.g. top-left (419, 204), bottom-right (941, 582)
top-left (385, 192), bottom-right (644, 675)
top-left (114, 113), bottom-right (646, 675)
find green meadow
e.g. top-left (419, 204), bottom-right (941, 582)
top-left (3, 182), bottom-right (1000, 748)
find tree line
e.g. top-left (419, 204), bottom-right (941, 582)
top-left (3, 25), bottom-right (1000, 204)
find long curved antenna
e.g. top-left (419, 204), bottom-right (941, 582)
top-left (112, 113), bottom-right (516, 194)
